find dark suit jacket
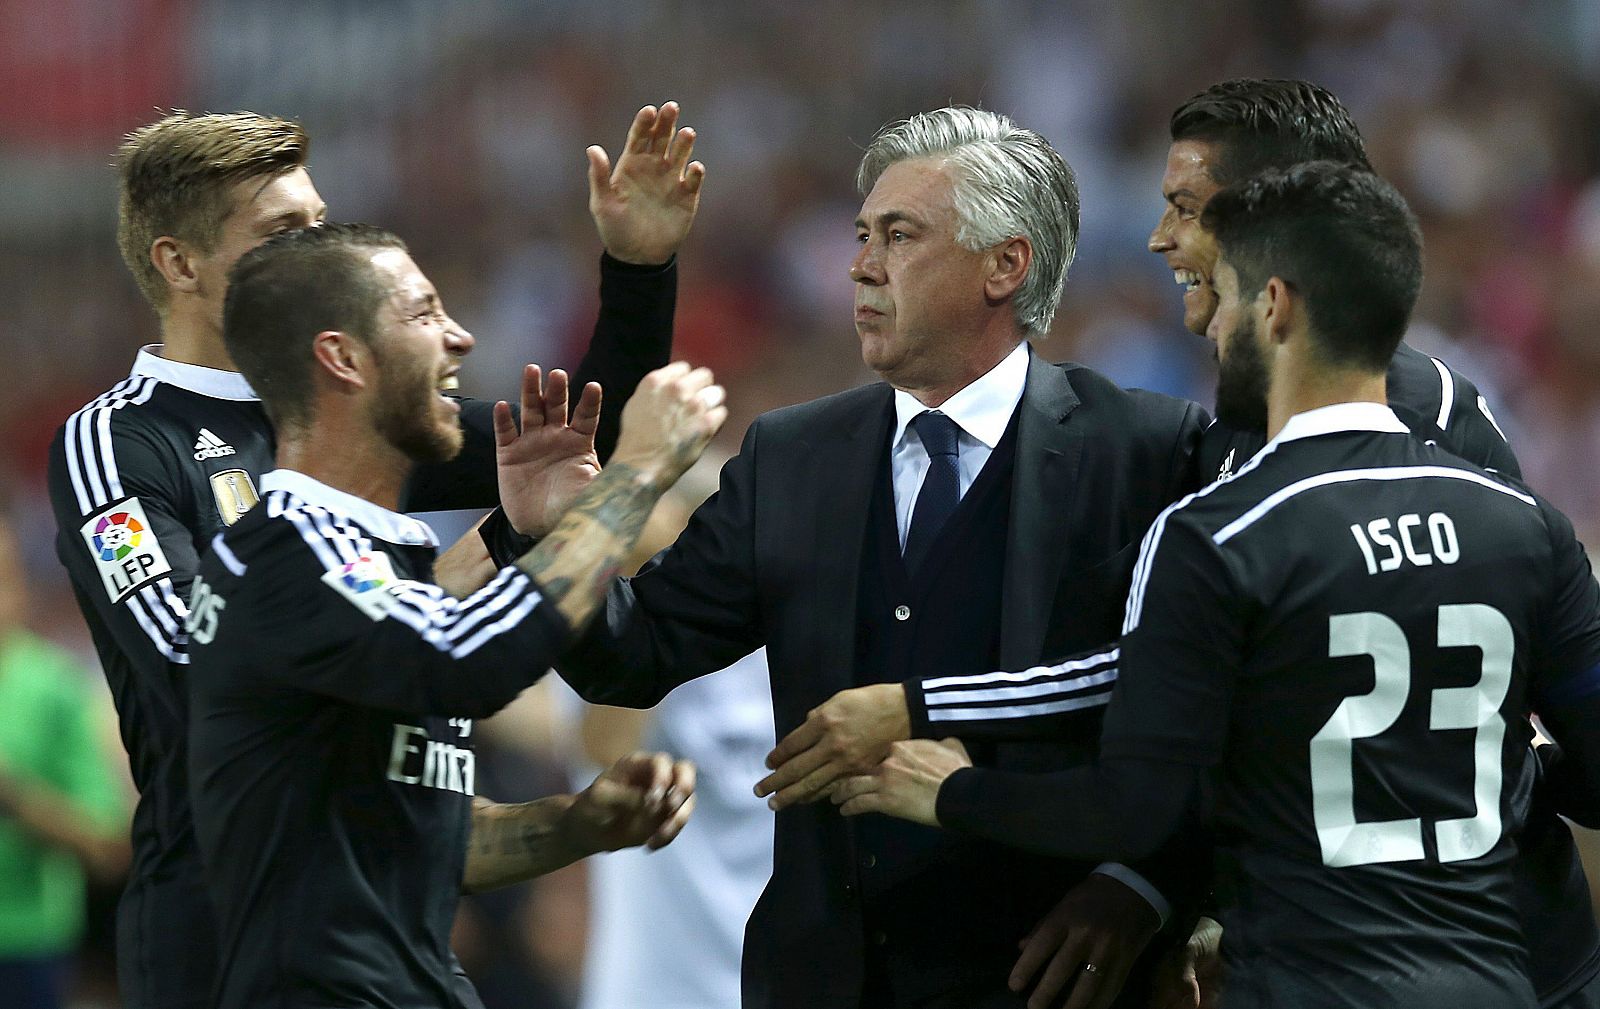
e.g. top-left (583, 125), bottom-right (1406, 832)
top-left (558, 352), bottom-right (1208, 1008)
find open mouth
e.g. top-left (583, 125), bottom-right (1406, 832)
top-left (437, 374), bottom-right (460, 392)
top-left (1173, 269), bottom-right (1205, 294)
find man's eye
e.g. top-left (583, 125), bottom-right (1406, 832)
top-left (890, 230), bottom-right (908, 242)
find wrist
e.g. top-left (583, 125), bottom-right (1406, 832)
top-left (603, 454), bottom-right (675, 494)
top-left (548, 794), bottom-right (598, 859)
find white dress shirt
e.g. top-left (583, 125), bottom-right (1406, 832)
top-left (890, 341), bottom-right (1030, 550)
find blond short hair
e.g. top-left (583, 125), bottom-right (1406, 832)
top-left (116, 111), bottom-right (309, 311)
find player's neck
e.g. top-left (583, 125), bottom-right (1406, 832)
top-left (158, 305), bottom-right (237, 373)
top-left (1267, 368), bottom-right (1389, 441)
top-left (277, 421), bottom-right (413, 515)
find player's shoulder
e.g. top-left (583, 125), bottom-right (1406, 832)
top-left (751, 381), bottom-right (892, 444)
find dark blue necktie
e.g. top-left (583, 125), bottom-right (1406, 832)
top-left (904, 411), bottom-right (961, 574)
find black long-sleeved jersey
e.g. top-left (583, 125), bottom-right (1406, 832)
top-left (935, 403), bottom-right (1600, 1008)
top-left (186, 470), bottom-right (567, 1009)
top-left (45, 255), bottom-right (674, 1009)
top-left (902, 345), bottom-right (1600, 1005)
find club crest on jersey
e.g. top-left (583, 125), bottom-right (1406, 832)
top-left (322, 552), bottom-right (404, 620)
top-left (79, 498), bottom-right (174, 603)
top-left (209, 469), bottom-right (260, 526)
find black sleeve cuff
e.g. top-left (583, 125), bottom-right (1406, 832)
top-left (599, 251), bottom-right (677, 275)
top-left (480, 507), bottom-right (537, 567)
top-left (934, 765), bottom-right (985, 831)
top-left (903, 677), bottom-right (936, 739)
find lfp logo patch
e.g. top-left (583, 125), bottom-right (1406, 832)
top-left (79, 498), bottom-right (173, 603)
top-left (340, 556), bottom-right (391, 592)
top-left (322, 552), bottom-right (402, 620)
top-left (92, 511), bottom-right (145, 561)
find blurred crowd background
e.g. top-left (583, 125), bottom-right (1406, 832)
top-left (4, 0), bottom-right (1600, 1006)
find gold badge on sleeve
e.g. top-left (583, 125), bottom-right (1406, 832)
top-left (210, 469), bottom-right (261, 526)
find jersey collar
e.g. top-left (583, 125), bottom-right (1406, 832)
top-left (131, 345), bottom-right (259, 401)
top-left (1269, 401), bottom-right (1411, 449)
top-left (260, 470), bottom-right (440, 548)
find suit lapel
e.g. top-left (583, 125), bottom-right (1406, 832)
top-left (1000, 354), bottom-right (1083, 669)
top-left (809, 386), bottom-right (894, 699)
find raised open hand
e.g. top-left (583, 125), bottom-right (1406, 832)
top-left (491, 365), bottom-right (603, 538)
top-left (588, 102), bottom-right (706, 265)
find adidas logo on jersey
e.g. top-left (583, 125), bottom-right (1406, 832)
top-left (193, 429), bottom-right (236, 461)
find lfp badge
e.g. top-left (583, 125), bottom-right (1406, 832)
top-left (322, 552), bottom-right (403, 620)
top-left (92, 511), bottom-right (145, 561)
top-left (79, 497), bottom-right (173, 603)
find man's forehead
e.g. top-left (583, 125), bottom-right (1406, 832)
top-left (371, 248), bottom-right (435, 304)
top-left (859, 157), bottom-right (956, 219)
top-left (229, 167), bottom-right (325, 221)
top-left (1163, 140), bottom-right (1222, 199)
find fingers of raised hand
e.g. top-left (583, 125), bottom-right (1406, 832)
top-left (684, 160), bottom-right (707, 195)
top-left (649, 102), bottom-right (680, 153)
top-left (571, 382), bottom-right (603, 436)
top-left (543, 369), bottom-right (571, 427)
top-left (625, 105), bottom-right (658, 155)
top-left (667, 126), bottom-right (697, 176)
top-left (492, 401), bottom-right (517, 449)
top-left (519, 365), bottom-right (545, 430)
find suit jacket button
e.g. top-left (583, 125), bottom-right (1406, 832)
top-left (871, 930), bottom-right (888, 946)
top-left (861, 853), bottom-right (877, 869)
top-left (894, 605), bottom-right (911, 621)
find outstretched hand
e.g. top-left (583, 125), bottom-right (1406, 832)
top-left (588, 101), bottom-right (706, 265)
top-left (756, 683), bottom-right (911, 810)
top-left (492, 365), bottom-right (603, 538)
top-left (562, 752), bottom-right (697, 854)
top-left (831, 737), bottom-right (972, 826)
top-left (1010, 874), bottom-right (1163, 1009)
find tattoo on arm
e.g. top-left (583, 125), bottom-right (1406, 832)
top-left (462, 796), bottom-right (583, 893)
top-left (515, 461), bottom-right (661, 629)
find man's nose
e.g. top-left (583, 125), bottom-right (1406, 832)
top-left (445, 317), bottom-right (474, 354)
top-left (850, 240), bottom-right (882, 284)
top-left (1148, 211), bottom-right (1176, 254)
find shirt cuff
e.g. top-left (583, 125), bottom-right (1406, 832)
top-left (1092, 863), bottom-right (1170, 927)
top-left (599, 251), bottom-right (677, 274)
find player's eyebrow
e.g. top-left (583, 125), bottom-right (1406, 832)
top-left (402, 290), bottom-right (442, 313)
top-left (259, 208), bottom-right (321, 232)
top-left (855, 210), bottom-right (928, 231)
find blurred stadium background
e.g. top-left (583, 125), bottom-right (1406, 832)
top-left (4, 0), bottom-right (1600, 1005)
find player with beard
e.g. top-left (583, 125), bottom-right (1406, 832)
top-left (46, 105), bottom-right (702, 1009)
top-left (757, 79), bottom-right (1597, 1009)
top-left (830, 161), bottom-right (1600, 1009)
top-left (186, 223), bottom-right (726, 1009)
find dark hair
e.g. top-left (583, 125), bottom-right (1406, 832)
top-left (1170, 79), bottom-right (1371, 186)
top-left (224, 222), bottom-right (408, 433)
top-left (1202, 162), bottom-right (1422, 371)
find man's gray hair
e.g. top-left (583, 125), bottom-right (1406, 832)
top-left (856, 107), bottom-right (1080, 337)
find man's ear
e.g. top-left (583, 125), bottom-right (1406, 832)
top-left (1261, 276), bottom-right (1297, 347)
top-left (150, 237), bottom-right (201, 297)
top-left (984, 236), bottom-right (1033, 304)
top-left (311, 331), bottom-right (371, 392)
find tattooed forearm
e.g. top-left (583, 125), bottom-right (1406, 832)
top-left (462, 796), bottom-right (585, 893)
top-left (515, 461), bottom-right (663, 630)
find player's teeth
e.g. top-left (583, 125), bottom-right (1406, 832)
top-left (439, 376), bottom-right (459, 391)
